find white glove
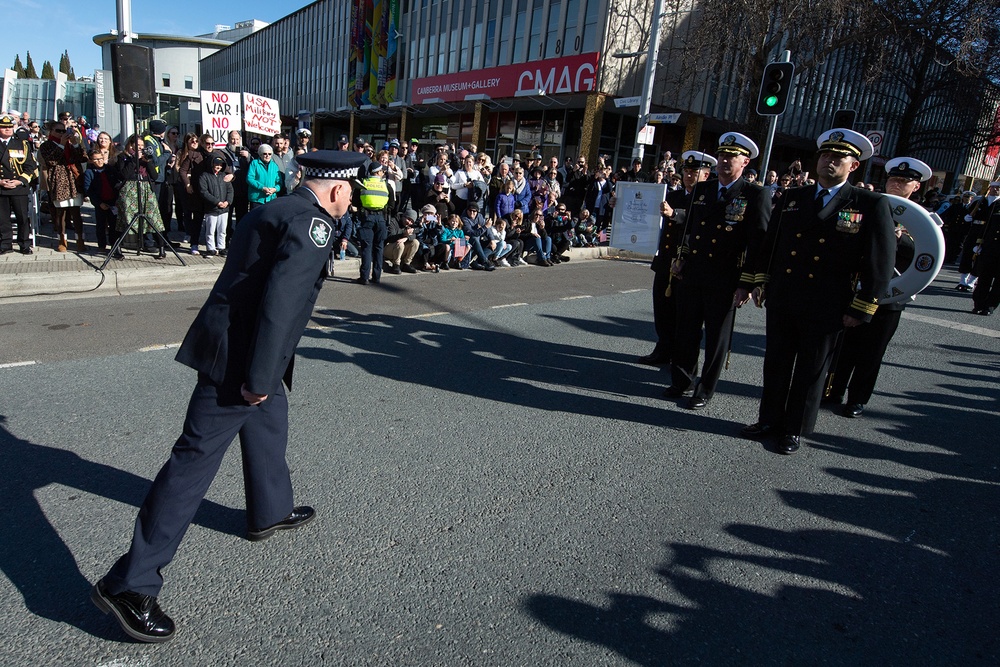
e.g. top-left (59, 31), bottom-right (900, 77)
top-left (973, 245), bottom-right (982, 254)
top-left (964, 215), bottom-right (973, 222)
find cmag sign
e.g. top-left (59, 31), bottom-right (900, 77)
top-left (411, 52), bottom-right (600, 104)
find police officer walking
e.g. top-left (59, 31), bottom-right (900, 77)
top-left (355, 161), bottom-right (392, 285)
top-left (91, 150), bottom-right (369, 643)
top-left (664, 134), bottom-right (771, 409)
top-left (638, 151), bottom-right (717, 366)
top-left (741, 129), bottom-right (895, 454)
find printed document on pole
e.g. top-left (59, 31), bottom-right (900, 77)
top-left (610, 182), bottom-right (665, 255)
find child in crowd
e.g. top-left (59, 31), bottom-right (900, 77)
top-left (439, 214), bottom-right (467, 270)
top-left (83, 149), bottom-right (121, 256)
top-left (198, 155), bottom-right (234, 257)
top-left (574, 207), bottom-right (596, 247)
top-left (495, 178), bottom-right (516, 221)
top-left (484, 217), bottom-right (513, 267)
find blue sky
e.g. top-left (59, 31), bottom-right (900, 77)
top-left (4, 1), bottom-right (314, 77)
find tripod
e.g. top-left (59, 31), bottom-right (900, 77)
top-left (100, 105), bottom-right (186, 270)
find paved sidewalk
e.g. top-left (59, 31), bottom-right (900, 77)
top-left (1, 211), bottom-right (625, 302)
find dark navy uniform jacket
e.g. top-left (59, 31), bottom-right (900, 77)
top-left (175, 188), bottom-right (335, 395)
top-left (755, 183), bottom-right (895, 328)
top-left (681, 176), bottom-right (770, 288)
top-left (0, 135), bottom-right (37, 195)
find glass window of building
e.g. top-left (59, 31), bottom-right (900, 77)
top-left (545, 0), bottom-right (561, 58)
top-left (162, 73), bottom-right (170, 88)
top-left (184, 76), bottom-right (193, 90)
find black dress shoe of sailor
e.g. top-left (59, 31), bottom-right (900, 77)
top-left (248, 506), bottom-right (316, 542)
top-left (778, 435), bottom-right (801, 455)
top-left (843, 403), bottom-right (864, 418)
top-left (740, 422), bottom-right (776, 439)
top-left (91, 579), bottom-right (175, 643)
top-left (636, 352), bottom-right (668, 366)
top-left (687, 396), bottom-right (709, 410)
top-left (662, 385), bottom-right (693, 399)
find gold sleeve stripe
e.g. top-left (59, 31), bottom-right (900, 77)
top-left (850, 298), bottom-right (879, 315)
top-left (755, 273), bottom-right (770, 283)
top-left (739, 272), bottom-right (755, 283)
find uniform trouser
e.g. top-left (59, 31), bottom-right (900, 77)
top-left (0, 193), bottom-right (29, 250)
top-left (758, 309), bottom-right (841, 436)
top-left (154, 183), bottom-right (173, 232)
top-left (103, 376), bottom-right (293, 597)
top-left (829, 307), bottom-right (903, 405)
top-left (972, 254), bottom-right (1000, 310)
top-left (959, 224), bottom-right (986, 274)
top-left (650, 270), bottom-right (675, 359)
top-left (358, 221), bottom-right (387, 280)
top-left (671, 280), bottom-right (736, 399)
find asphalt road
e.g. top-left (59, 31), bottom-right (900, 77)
top-left (0, 259), bottom-right (997, 666)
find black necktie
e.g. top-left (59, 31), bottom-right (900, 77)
top-left (718, 186), bottom-right (727, 201)
top-left (816, 188), bottom-right (829, 204)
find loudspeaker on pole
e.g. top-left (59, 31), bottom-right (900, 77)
top-left (110, 43), bottom-right (155, 106)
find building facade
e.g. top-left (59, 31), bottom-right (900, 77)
top-left (200, 0), bottom-right (999, 189)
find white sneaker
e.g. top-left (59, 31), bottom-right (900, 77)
top-left (190, 247), bottom-right (200, 255)
top-left (499, 258), bottom-right (511, 267)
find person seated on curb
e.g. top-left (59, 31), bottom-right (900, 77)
top-left (332, 212), bottom-right (358, 259)
top-left (414, 204), bottom-right (448, 271)
top-left (526, 209), bottom-right (555, 266)
top-left (546, 201), bottom-right (574, 262)
top-left (499, 216), bottom-right (526, 266)
top-left (459, 201), bottom-right (496, 271)
top-left (384, 206), bottom-right (421, 274)
top-left (440, 214), bottom-right (468, 269)
top-left (484, 217), bottom-right (514, 266)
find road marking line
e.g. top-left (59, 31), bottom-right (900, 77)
top-left (0, 361), bottom-right (36, 369)
top-left (619, 288), bottom-right (646, 293)
top-left (560, 295), bottom-right (593, 300)
top-left (405, 311), bottom-right (450, 318)
top-left (902, 311), bottom-right (1000, 338)
top-left (491, 303), bottom-right (528, 309)
top-left (138, 343), bottom-right (181, 352)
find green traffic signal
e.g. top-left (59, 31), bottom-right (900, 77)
top-left (765, 95), bottom-right (779, 107)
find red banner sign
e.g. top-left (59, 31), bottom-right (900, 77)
top-left (411, 52), bottom-right (600, 104)
top-left (984, 104), bottom-right (1000, 168)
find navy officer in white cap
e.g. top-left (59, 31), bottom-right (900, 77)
top-left (664, 133), bottom-right (771, 411)
top-left (825, 156), bottom-right (929, 417)
top-left (967, 179), bottom-right (1000, 315)
top-left (92, 150), bottom-right (369, 643)
top-left (741, 128), bottom-right (895, 454)
top-left (639, 150), bottom-right (717, 365)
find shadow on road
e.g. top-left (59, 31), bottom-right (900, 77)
top-left (521, 349), bottom-right (1000, 664)
top-left (0, 415), bottom-right (245, 639)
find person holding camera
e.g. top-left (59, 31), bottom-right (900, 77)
top-left (38, 120), bottom-right (86, 252)
top-left (450, 153), bottom-right (487, 214)
top-left (414, 204), bottom-right (448, 271)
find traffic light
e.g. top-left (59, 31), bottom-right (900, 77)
top-left (755, 62), bottom-right (795, 116)
top-left (832, 109), bottom-right (857, 129)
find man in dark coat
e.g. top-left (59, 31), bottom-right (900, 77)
top-left (665, 133), bottom-right (771, 409)
top-left (638, 151), bottom-right (716, 366)
top-left (968, 180), bottom-right (1000, 315)
top-left (741, 129), bottom-right (895, 455)
top-left (91, 151), bottom-right (368, 643)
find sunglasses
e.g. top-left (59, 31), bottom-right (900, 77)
top-left (52, 128), bottom-right (66, 134)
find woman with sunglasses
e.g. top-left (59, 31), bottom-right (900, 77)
top-left (38, 122), bottom-right (86, 252)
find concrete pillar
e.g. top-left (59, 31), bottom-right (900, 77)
top-left (682, 114), bottom-right (703, 152)
top-left (471, 102), bottom-right (488, 152)
top-left (579, 92), bottom-right (607, 167)
top-left (399, 108), bottom-right (412, 144)
top-left (349, 111), bottom-right (359, 142)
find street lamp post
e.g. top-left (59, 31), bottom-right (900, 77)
top-left (615, 0), bottom-right (665, 165)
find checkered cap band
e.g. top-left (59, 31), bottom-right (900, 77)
top-left (302, 165), bottom-right (360, 180)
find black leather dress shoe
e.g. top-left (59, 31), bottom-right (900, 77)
top-left (687, 396), bottom-right (708, 410)
top-left (662, 385), bottom-right (693, 399)
top-left (91, 579), bottom-right (175, 643)
top-left (843, 403), bottom-right (864, 418)
top-left (20, 246), bottom-right (32, 255)
top-left (778, 435), bottom-right (800, 455)
top-left (248, 506), bottom-right (316, 542)
top-left (984, 307), bottom-right (996, 316)
top-left (636, 352), bottom-right (668, 366)
top-left (740, 422), bottom-right (776, 439)
top-left (354, 277), bottom-right (369, 285)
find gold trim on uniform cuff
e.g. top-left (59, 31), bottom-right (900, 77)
top-left (850, 297), bottom-right (878, 315)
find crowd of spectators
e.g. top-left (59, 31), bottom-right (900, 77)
top-left (1, 115), bottom-right (985, 274)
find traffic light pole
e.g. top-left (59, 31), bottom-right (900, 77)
top-left (758, 50), bottom-right (791, 178)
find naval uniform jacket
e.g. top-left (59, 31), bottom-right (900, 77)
top-left (680, 177), bottom-right (770, 288)
top-left (0, 136), bottom-right (37, 196)
top-left (174, 188), bottom-right (336, 395)
top-left (754, 183), bottom-right (895, 329)
top-left (967, 198), bottom-right (1000, 271)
